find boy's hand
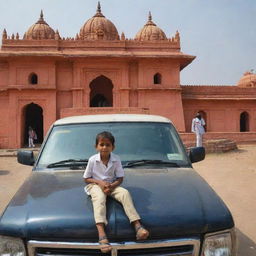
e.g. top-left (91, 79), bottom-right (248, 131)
top-left (103, 187), bottom-right (112, 195)
top-left (103, 182), bottom-right (113, 195)
top-left (98, 181), bottom-right (108, 190)
top-left (98, 181), bottom-right (112, 194)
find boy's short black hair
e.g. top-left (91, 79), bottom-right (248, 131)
top-left (95, 131), bottom-right (115, 146)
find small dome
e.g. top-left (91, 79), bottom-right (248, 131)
top-left (135, 12), bottom-right (167, 41)
top-left (237, 71), bottom-right (256, 88)
top-left (79, 2), bottom-right (119, 40)
top-left (24, 11), bottom-right (55, 40)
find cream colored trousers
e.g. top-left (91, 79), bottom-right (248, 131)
top-left (86, 184), bottom-right (140, 225)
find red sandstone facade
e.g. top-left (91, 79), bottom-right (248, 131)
top-left (0, 4), bottom-right (256, 148)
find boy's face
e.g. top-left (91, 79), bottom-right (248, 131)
top-left (95, 137), bottom-right (114, 158)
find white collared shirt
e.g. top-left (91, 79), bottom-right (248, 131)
top-left (191, 117), bottom-right (205, 134)
top-left (83, 152), bottom-right (124, 183)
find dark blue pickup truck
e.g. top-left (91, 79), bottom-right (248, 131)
top-left (0, 114), bottom-right (236, 256)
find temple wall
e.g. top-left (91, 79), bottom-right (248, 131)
top-left (138, 59), bottom-right (180, 88)
top-left (56, 61), bottom-right (73, 118)
top-left (79, 59), bottom-right (127, 108)
top-left (56, 61), bottom-right (73, 90)
top-left (183, 99), bottom-right (256, 132)
top-left (0, 94), bottom-right (9, 148)
top-left (7, 90), bottom-right (56, 148)
top-left (0, 63), bottom-right (10, 147)
top-left (180, 132), bottom-right (256, 146)
top-left (128, 62), bottom-right (139, 107)
top-left (8, 58), bottom-right (56, 87)
top-left (56, 91), bottom-right (72, 119)
top-left (138, 89), bottom-right (185, 131)
top-left (0, 62), bottom-right (8, 86)
top-left (0, 55), bottom-right (255, 148)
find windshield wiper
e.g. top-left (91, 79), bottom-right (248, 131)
top-left (47, 159), bottom-right (88, 168)
top-left (123, 159), bottom-right (179, 168)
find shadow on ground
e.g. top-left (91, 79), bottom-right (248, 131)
top-left (237, 228), bottom-right (256, 256)
top-left (0, 170), bottom-right (10, 175)
top-left (235, 148), bottom-right (248, 153)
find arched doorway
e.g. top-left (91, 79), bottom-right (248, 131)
top-left (23, 103), bottom-right (44, 146)
top-left (240, 111), bottom-right (249, 132)
top-left (89, 75), bottom-right (113, 107)
top-left (91, 94), bottom-right (109, 107)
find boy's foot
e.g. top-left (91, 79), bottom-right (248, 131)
top-left (136, 226), bottom-right (149, 240)
top-left (99, 236), bottom-right (112, 253)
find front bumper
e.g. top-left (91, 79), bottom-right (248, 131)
top-left (28, 237), bottom-right (200, 256)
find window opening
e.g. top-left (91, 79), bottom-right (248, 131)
top-left (29, 73), bottom-right (38, 85)
top-left (154, 73), bottom-right (162, 84)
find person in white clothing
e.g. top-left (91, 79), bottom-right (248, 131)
top-left (83, 131), bottom-right (149, 253)
top-left (28, 126), bottom-right (37, 148)
top-left (191, 113), bottom-right (206, 147)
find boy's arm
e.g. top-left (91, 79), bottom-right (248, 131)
top-left (84, 177), bottom-right (110, 191)
top-left (102, 177), bottom-right (123, 195)
top-left (110, 177), bottom-right (123, 190)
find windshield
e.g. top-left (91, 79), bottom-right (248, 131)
top-left (37, 122), bottom-right (190, 169)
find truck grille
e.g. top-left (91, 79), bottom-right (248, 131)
top-left (28, 238), bottom-right (200, 256)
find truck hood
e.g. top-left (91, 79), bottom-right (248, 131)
top-left (0, 168), bottom-right (234, 241)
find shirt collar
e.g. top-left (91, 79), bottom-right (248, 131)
top-left (95, 152), bottom-right (117, 162)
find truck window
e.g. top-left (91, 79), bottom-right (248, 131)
top-left (37, 122), bottom-right (189, 168)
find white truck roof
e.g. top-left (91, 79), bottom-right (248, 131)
top-left (54, 114), bottom-right (171, 125)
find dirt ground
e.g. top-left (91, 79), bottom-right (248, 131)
top-left (193, 144), bottom-right (256, 256)
top-left (0, 144), bottom-right (256, 255)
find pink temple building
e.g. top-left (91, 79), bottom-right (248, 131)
top-left (0, 3), bottom-right (256, 148)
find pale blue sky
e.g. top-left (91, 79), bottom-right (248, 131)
top-left (0, 0), bottom-right (255, 85)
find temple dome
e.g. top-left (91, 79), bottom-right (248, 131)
top-left (135, 12), bottom-right (167, 41)
top-left (79, 2), bottom-right (119, 40)
top-left (237, 71), bottom-right (256, 88)
top-left (24, 11), bottom-right (55, 40)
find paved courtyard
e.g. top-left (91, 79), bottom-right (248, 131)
top-left (0, 145), bottom-right (256, 255)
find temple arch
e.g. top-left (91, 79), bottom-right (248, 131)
top-left (153, 73), bottom-right (162, 84)
top-left (89, 75), bottom-right (113, 107)
top-left (23, 103), bottom-right (44, 146)
top-left (240, 111), bottom-right (249, 132)
top-left (29, 73), bottom-right (38, 85)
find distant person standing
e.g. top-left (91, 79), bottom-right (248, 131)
top-left (191, 113), bottom-right (206, 147)
top-left (28, 126), bottom-right (37, 148)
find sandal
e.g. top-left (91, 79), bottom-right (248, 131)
top-left (99, 236), bottom-right (112, 253)
top-left (135, 226), bottom-right (149, 240)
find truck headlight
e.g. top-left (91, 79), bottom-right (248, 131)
top-left (201, 231), bottom-right (235, 256)
top-left (0, 235), bottom-right (26, 256)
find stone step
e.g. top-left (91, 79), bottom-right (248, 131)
top-left (184, 139), bottom-right (237, 153)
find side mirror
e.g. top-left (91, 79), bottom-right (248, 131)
top-left (189, 147), bottom-right (205, 163)
top-left (17, 150), bottom-right (35, 166)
